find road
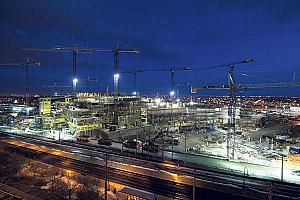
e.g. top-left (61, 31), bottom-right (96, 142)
top-left (1, 131), bottom-right (300, 200)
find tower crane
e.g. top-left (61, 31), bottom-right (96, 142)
top-left (0, 57), bottom-right (40, 96)
top-left (82, 76), bottom-right (98, 91)
top-left (119, 70), bottom-right (144, 95)
top-left (24, 42), bottom-right (138, 125)
top-left (191, 59), bottom-right (253, 159)
top-left (143, 67), bottom-right (191, 98)
top-left (120, 67), bottom-right (191, 98)
top-left (191, 81), bottom-right (300, 92)
top-left (22, 46), bottom-right (102, 92)
top-left (96, 42), bottom-right (139, 125)
top-left (192, 80), bottom-right (300, 159)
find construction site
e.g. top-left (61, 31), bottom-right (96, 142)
top-left (1, 50), bottom-right (300, 200)
top-left (0, 42), bottom-right (300, 188)
top-left (3, 1), bottom-right (300, 199)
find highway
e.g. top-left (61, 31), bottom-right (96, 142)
top-left (1, 131), bottom-right (300, 199)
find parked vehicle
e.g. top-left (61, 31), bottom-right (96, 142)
top-left (98, 137), bottom-right (112, 146)
top-left (123, 140), bottom-right (141, 149)
top-left (142, 141), bottom-right (159, 153)
top-left (77, 135), bottom-right (90, 142)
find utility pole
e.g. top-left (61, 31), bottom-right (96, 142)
top-left (161, 128), bottom-right (164, 159)
top-left (105, 153), bottom-right (108, 200)
top-left (281, 156), bottom-right (284, 182)
top-left (184, 131), bottom-right (187, 165)
top-left (193, 166), bottom-right (196, 200)
top-left (148, 111), bottom-right (152, 157)
top-left (171, 134), bottom-right (174, 160)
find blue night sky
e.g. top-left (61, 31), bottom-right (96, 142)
top-left (1, 0), bottom-right (300, 96)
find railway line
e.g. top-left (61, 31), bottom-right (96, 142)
top-left (1, 131), bottom-right (300, 199)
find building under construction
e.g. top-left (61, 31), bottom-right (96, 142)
top-left (77, 93), bottom-right (143, 128)
top-left (38, 94), bottom-right (144, 136)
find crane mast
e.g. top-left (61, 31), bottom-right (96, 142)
top-left (142, 67), bottom-right (191, 98)
top-left (191, 59), bottom-right (253, 159)
top-left (228, 64), bottom-right (236, 159)
top-left (0, 57), bottom-right (40, 99)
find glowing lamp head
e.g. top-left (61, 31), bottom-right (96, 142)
top-left (72, 78), bottom-right (78, 86)
top-left (170, 91), bottom-right (175, 97)
top-left (114, 73), bottom-right (120, 79)
top-left (176, 98), bottom-right (180, 103)
top-left (132, 91), bottom-right (137, 96)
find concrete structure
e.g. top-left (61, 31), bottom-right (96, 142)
top-left (77, 93), bottom-right (143, 128)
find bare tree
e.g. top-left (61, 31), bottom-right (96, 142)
top-left (76, 175), bottom-right (100, 200)
top-left (64, 171), bottom-right (79, 200)
top-left (46, 165), bottom-right (61, 190)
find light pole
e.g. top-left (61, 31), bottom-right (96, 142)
top-left (281, 156), bottom-right (284, 182)
top-left (105, 153), bottom-right (108, 200)
top-left (161, 128), bottom-right (164, 159)
top-left (184, 131), bottom-right (187, 165)
top-left (193, 166), bottom-right (196, 200)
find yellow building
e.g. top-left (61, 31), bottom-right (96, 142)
top-left (65, 97), bottom-right (72, 104)
top-left (39, 98), bottom-right (51, 116)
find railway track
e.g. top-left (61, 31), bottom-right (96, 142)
top-left (1, 131), bottom-right (300, 200)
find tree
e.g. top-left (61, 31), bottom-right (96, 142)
top-left (46, 179), bottom-right (69, 200)
top-left (76, 175), bottom-right (100, 200)
top-left (45, 165), bottom-right (61, 190)
top-left (76, 189), bottom-right (100, 200)
top-left (64, 171), bottom-right (79, 200)
top-left (0, 150), bottom-right (22, 180)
